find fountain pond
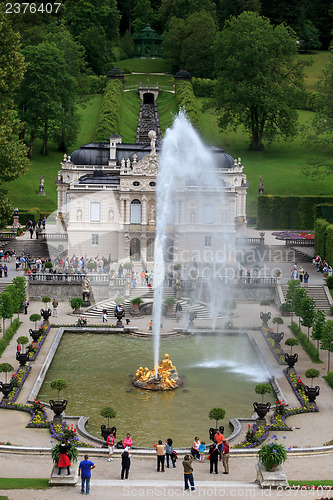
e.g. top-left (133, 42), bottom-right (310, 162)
top-left (38, 330), bottom-right (274, 447)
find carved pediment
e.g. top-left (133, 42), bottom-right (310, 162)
top-left (131, 152), bottom-right (158, 176)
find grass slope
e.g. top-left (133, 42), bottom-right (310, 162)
top-left (298, 50), bottom-right (330, 92)
top-left (2, 95), bottom-right (103, 214)
top-left (119, 91), bottom-right (141, 143)
top-left (116, 58), bottom-right (172, 74)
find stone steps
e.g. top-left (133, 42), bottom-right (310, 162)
top-left (281, 284), bottom-right (331, 312)
top-left (254, 246), bottom-right (313, 263)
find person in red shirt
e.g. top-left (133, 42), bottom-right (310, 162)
top-left (107, 432), bottom-right (115, 461)
top-left (214, 430), bottom-right (225, 461)
top-left (222, 439), bottom-right (229, 474)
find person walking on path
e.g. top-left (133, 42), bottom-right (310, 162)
top-left (182, 454), bottom-right (195, 491)
top-left (107, 432), bottom-right (115, 461)
top-left (102, 309), bottom-right (108, 323)
top-left (78, 454), bottom-right (96, 495)
top-left (209, 444), bottom-right (219, 474)
top-left (52, 298), bottom-right (58, 318)
top-left (304, 271), bottom-right (309, 287)
top-left (23, 299), bottom-right (29, 315)
top-left (155, 439), bottom-right (165, 472)
top-left (165, 438), bottom-right (176, 468)
top-left (222, 439), bottom-right (229, 474)
top-left (121, 447), bottom-right (131, 479)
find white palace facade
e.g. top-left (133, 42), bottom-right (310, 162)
top-left (56, 133), bottom-right (248, 270)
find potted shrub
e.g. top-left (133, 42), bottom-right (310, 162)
top-left (16, 336), bottom-right (30, 367)
top-left (70, 297), bottom-right (83, 313)
top-left (258, 438), bottom-right (287, 472)
top-left (49, 379), bottom-right (68, 418)
top-left (0, 363), bottom-right (15, 399)
top-left (123, 262), bottom-right (132, 275)
top-left (87, 262), bottom-right (97, 272)
top-left (29, 314), bottom-right (42, 341)
top-left (253, 383), bottom-right (272, 420)
top-left (100, 406), bottom-right (117, 442)
top-left (44, 261), bottom-right (53, 272)
top-left (260, 300), bottom-right (271, 326)
top-left (208, 407), bottom-right (225, 441)
top-left (304, 368), bottom-right (320, 403)
top-left (164, 297), bottom-right (176, 315)
top-left (272, 317), bottom-right (284, 344)
top-left (284, 338), bottom-right (299, 369)
top-left (272, 317), bottom-right (284, 333)
top-left (131, 296), bottom-right (143, 312)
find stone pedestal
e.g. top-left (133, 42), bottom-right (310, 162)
top-left (49, 465), bottom-right (78, 486)
top-left (256, 462), bottom-right (288, 489)
top-left (82, 291), bottom-right (91, 307)
top-left (38, 184), bottom-right (45, 196)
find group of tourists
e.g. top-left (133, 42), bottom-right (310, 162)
top-left (26, 218), bottom-right (46, 239)
top-left (290, 263), bottom-right (309, 284)
top-left (191, 431), bottom-right (229, 475)
top-left (313, 255), bottom-right (332, 275)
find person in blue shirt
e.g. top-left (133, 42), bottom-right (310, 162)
top-left (78, 455), bottom-right (96, 495)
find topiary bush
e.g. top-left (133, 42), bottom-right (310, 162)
top-left (255, 383), bottom-right (272, 403)
top-left (208, 407), bottom-right (225, 428)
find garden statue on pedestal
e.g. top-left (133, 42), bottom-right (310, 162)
top-left (0, 363), bottom-right (15, 401)
top-left (114, 304), bottom-right (125, 326)
top-left (132, 353), bottom-right (183, 391)
top-left (82, 276), bottom-right (91, 307)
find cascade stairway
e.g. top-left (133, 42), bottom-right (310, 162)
top-left (4, 238), bottom-right (50, 259)
top-left (254, 245), bottom-right (313, 263)
top-left (281, 284), bottom-right (331, 313)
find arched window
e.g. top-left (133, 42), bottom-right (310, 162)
top-left (130, 238), bottom-right (140, 261)
top-left (147, 238), bottom-right (154, 261)
top-left (131, 199), bottom-right (141, 224)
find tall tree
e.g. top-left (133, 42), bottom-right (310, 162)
top-left (162, 17), bottom-right (187, 73)
top-left (321, 320), bottom-right (333, 373)
top-left (0, 7), bottom-right (29, 225)
top-left (132, 0), bottom-right (156, 33)
top-left (215, 12), bottom-right (305, 150)
top-left (292, 287), bottom-right (307, 328)
top-left (17, 41), bottom-right (77, 156)
top-left (0, 292), bottom-right (14, 332)
top-left (312, 309), bottom-right (326, 361)
top-left (181, 10), bottom-right (217, 78)
top-left (300, 295), bottom-right (316, 340)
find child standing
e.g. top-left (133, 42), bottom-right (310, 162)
top-left (199, 441), bottom-right (206, 462)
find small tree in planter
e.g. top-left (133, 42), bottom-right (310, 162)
top-left (272, 317), bottom-right (284, 333)
top-left (305, 368), bottom-right (320, 388)
top-left (123, 262), bottom-right (132, 274)
top-left (131, 296), bottom-right (143, 311)
top-left (174, 263), bottom-right (182, 272)
top-left (42, 296), bottom-right (51, 306)
top-left (70, 297), bottom-right (83, 312)
top-left (87, 262), bottom-right (97, 272)
top-left (29, 313), bottom-right (42, 330)
top-left (17, 336), bottom-right (29, 353)
top-left (51, 379), bottom-right (68, 401)
top-left (44, 261), bottom-right (53, 272)
top-left (100, 406), bottom-right (117, 441)
top-left (260, 300), bottom-right (270, 313)
top-left (208, 407), bottom-right (225, 431)
top-left (0, 363), bottom-right (15, 398)
top-left (164, 297), bottom-right (176, 313)
top-left (255, 383), bottom-right (272, 404)
top-left (285, 338), bottom-right (299, 355)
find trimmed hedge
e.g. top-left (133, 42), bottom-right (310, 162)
top-left (288, 321), bottom-right (323, 364)
top-left (314, 217), bottom-right (333, 264)
top-left (257, 196), bottom-right (333, 229)
top-left (323, 371), bottom-right (333, 390)
top-left (95, 79), bottom-right (123, 141)
top-left (175, 80), bottom-right (198, 125)
top-left (0, 319), bottom-right (22, 358)
top-left (192, 78), bottom-right (216, 98)
top-left (87, 75), bottom-right (107, 94)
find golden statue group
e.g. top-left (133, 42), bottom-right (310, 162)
top-left (132, 353), bottom-right (183, 391)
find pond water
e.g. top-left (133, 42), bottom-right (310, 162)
top-left (38, 332), bottom-right (273, 447)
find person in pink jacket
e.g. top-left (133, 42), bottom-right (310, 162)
top-left (124, 433), bottom-right (133, 448)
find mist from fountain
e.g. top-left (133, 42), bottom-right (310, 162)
top-left (152, 111), bottom-right (234, 375)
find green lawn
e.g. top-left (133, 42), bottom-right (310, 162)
top-left (0, 478), bottom-right (49, 490)
top-left (124, 73), bottom-right (174, 90)
top-left (119, 91), bottom-right (141, 143)
top-left (157, 90), bottom-right (178, 131)
top-left (2, 95), bottom-right (103, 214)
top-left (298, 50), bottom-right (330, 92)
top-left (116, 58), bottom-right (172, 74)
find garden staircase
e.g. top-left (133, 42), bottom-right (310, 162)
top-left (255, 245), bottom-right (313, 263)
top-left (281, 284), bottom-right (331, 313)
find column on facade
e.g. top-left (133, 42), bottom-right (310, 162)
top-left (125, 196), bottom-right (130, 224)
top-left (141, 234), bottom-right (147, 263)
top-left (142, 195), bottom-right (147, 225)
top-left (120, 197), bottom-right (125, 224)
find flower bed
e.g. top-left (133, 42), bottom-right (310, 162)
top-left (261, 327), bottom-right (286, 365)
top-left (272, 231), bottom-right (314, 240)
top-left (50, 421), bottom-right (92, 447)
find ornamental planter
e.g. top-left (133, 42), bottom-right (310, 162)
top-left (0, 382), bottom-right (13, 399)
top-left (304, 385), bottom-right (320, 403)
top-left (271, 332), bottom-right (284, 345)
top-left (49, 399), bottom-right (68, 417)
top-left (101, 425), bottom-right (117, 442)
top-left (16, 352), bottom-right (29, 367)
top-left (29, 329), bottom-right (41, 342)
top-left (253, 401), bottom-right (271, 419)
top-left (40, 308), bottom-right (52, 323)
top-left (284, 353), bottom-right (298, 369)
top-left (260, 311), bottom-right (271, 327)
top-left (208, 426), bottom-right (225, 442)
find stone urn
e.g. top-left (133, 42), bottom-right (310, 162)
top-left (29, 328), bottom-right (41, 342)
top-left (40, 308), bottom-right (52, 323)
top-left (304, 385), bottom-right (320, 403)
top-left (101, 425), bottom-right (117, 442)
top-left (16, 351), bottom-right (29, 367)
top-left (0, 382), bottom-right (13, 399)
top-left (271, 331), bottom-right (284, 345)
top-left (49, 399), bottom-right (68, 417)
top-left (209, 426), bottom-right (224, 442)
top-left (253, 401), bottom-right (271, 419)
top-left (260, 311), bottom-right (271, 327)
top-left (284, 353), bottom-right (298, 369)
top-left (114, 306), bottom-right (125, 327)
